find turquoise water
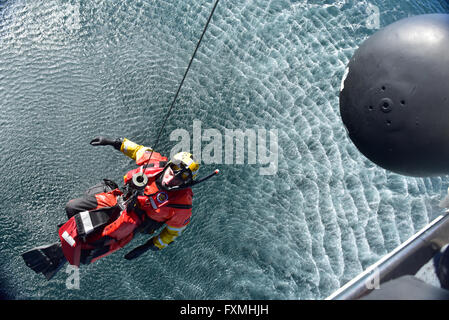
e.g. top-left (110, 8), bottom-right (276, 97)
top-left (1, 0), bottom-right (449, 300)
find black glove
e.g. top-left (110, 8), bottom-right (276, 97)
top-left (124, 238), bottom-right (159, 260)
top-left (90, 136), bottom-right (122, 150)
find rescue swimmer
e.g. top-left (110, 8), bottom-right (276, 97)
top-left (22, 0), bottom-right (221, 280)
top-left (21, 136), bottom-right (218, 280)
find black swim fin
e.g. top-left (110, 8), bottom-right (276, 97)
top-left (22, 242), bottom-right (67, 280)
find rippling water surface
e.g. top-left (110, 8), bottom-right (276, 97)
top-left (1, 0), bottom-right (449, 300)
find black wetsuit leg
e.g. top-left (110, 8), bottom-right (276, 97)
top-left (65, 180), bottom-right (118, 219)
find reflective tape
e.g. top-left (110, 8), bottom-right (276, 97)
top-left (123, 139), bottom-right (138, 153)
top-left (157, 236), bottom-right (168, 247)
top-left (166, 225), bottom-right (186, 232)
top-left (149, 197), bottom-right (158, 210)
top-left (79, 211), bottom-right (94, 234)
top-left (62, 231), bottom-right (76, 247)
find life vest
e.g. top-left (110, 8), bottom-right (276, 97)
top-left (123, 164), bottom-right (193, 228)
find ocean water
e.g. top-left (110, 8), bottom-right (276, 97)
top-left (1, 0), bottom-right (449, 300)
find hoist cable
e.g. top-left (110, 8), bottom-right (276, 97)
top-left (141, 0), bottom-right (220, 175)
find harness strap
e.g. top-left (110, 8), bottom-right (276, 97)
top-left (166, 203), bottom-right (193, 209)
top-left (74, 207), bottom-right (117, 240)
top-left (143, 161), bottom-right (167, 168)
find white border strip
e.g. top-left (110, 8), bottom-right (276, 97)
top-left (326, 214), bottom-right (445, 300)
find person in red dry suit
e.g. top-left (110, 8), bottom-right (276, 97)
top-left (62, 136), bottom-right (200, 264)
top-left (22, 136), bottom-right (219, 279)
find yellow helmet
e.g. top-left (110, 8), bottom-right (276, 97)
top-left (170, 152), bottom-right (200, 181)
top-left (159, 151), bottom-right (218, 190)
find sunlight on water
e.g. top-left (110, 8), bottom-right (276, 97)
top-left (1, 0), bottom-right (449, 299)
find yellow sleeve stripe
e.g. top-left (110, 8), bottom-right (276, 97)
top-left (135, 147), bottom-right (153, 163)
top-left (156, 236), bottom-right (168, 248)
top-left (120, 138), bottom-right (152, 160)
top-left (153, 225), bottom-right (187, 249)
top-left (166, 225), bottom-right (187, 232)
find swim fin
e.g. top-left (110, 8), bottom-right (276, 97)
top-left (22, 242), bottom-right (67, 280)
